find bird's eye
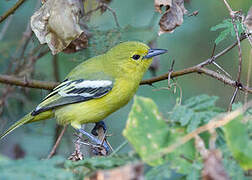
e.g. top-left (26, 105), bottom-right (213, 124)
top-left (132, 54), bottom-right (141, 60)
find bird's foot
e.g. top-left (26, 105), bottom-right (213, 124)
top-left (91, 121), bottom-right (107, 136)
top-left (78, 128), bottom-right (110, 154)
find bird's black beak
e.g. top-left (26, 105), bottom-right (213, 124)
top-left (142, 48), bottom-right (168, 59)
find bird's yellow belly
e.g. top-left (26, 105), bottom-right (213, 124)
top-left (54, 78), bottom-right (139, 127)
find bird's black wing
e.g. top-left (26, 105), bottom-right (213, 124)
top-left (31, 79), bottom-right (113, 115)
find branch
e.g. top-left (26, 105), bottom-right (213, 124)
top-left (0, 35), bottom-right (251, 93)
top-left (0, 74), bottom-right (58, 90)
top-left (141, 67), bottom-right (252, 93)
top-left (0, 66), bottom-right (251, 93)
top-left (223, 0), bottom-right (233, 15)
top-left (141, 34), bottom-right (249, 89)
top-left (47, 125), bottom-right (67, 159)
top-left (0, 0), bottom-right (27, 23)
top-left (221, 0), bottom-right (244, 111)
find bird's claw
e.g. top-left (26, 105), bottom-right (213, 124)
top-left (78, 128), bottom-right (110, 154)
top-left (91, 121), bottom-right (107, 136)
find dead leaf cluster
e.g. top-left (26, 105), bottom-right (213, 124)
top-left (154, 0), bottom-right (187, 35)
top-left (31, 0), bottom-right (87, 54)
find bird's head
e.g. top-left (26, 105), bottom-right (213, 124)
top-left (106, 41), bottom-right (168, 78)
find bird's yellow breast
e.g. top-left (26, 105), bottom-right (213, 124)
top-left (54, 77), bottom-right (139, 127)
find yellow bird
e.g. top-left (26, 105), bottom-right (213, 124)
top-left (0, 41), bottom-right (167, 149)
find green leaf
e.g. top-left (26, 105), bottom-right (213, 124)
top-left (223, 115), bottom-right (252, 170)
top-left (186, 162), bottom-right (202, 180)
top-left (145, 163), bottom-right (172, 180)
top-left (123, 96), bottom-right (170, 166)
top-left (170, 95), bottom-right (223, 132)
top-left (220, 144), bottom-right (249, 180)
top-left (210, 19), bottom-right (232, 31)
top-left (210, 19), bottom-right (244, 45)
top-left (123, 96), bottom-right (196, 176)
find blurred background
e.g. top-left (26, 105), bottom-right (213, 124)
top-left (0, 0), bottom-right (251, 159)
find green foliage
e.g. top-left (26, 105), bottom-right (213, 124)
top-left (0, 154), bottom-right (138, 180)
top-left (210, 19), bottom-right (244, 45)
top-left (1, 95), bottom-right (252, 180)
top-left (220, 144), bottom-right (248, 180)
top-left (169, 95), bottom-right (223, 132)
top-left (0, 156), bottom-right (74, 180)
top-left (145, 163), bottom-right (172, 180)
top-left (223, 114), bottom-right (252, 170)
top-left (65, 155), bottom-right (138, 178)
top-left (124, 95), bottom-right (252, 179)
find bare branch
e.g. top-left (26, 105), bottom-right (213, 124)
top-left (228, 87), bottom-right (239, 111)
top-left (84, 3), bottom-right (121, 29)
top-left (222, 0), bottom-right (233, 15)
top-left (0, 74), bottom-right (58, 90)
top-left (0, 15), bottom-right (13, 40)
top-left (245, 49), bottom-right (252, 104)
top-left (0, 0), bottom-right (27, 23)
top-left (47, 125), bottom-right (68, 159)
top-left (101, 3), bottom-right (121, 28)
top-left (0, 34), bottom-right (251, 94)
top-left (222, 0), bottom-right (244, 110)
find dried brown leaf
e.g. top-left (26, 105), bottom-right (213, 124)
top-left (31, 0), bottom-right (85, 55)
top-left (154, 0), bottom-right (172, 14)
top-left (86, 163), bottom-right (144, 180)
top-left (158, 0), bottom-right (187, 35)
top-left (244, 6), bottom-right (252, 33)
top-left (174, 0), bottom-right (187, 14)
top-left (63, 32), bottom-right (88, 53)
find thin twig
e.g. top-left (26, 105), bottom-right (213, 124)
top-left (209, 43), bottom-right (231, 78)
top-left (211, 43), bottom-right (217, 58)
top-left (19, 24), bottom-right (33, 61)
top-left (141, 34), bottom-right (248, 85)
top-left (222, 0), bottom-right (243, 110)
top-left (84, 4), bottom-right (120, 29)
top-left (0, 15), bottom-right (13, 41)
top-left (47, 125), bottom-right (68, 159)
top-left (197, 33), bottom-right (247, 67)
top-left (228, 87), bottom-right (238, 111)
top-left (244, 49), bottom-right (252, 104)
top-left (233, 19), bottom-right (243, 83)
top-left (101, 3), bottom-right (121, 28)
top-left (110, 140), bottom-right (128, 156)
top-left (222, 0), bottom-right (233, 15)
top-left (51, 54), bottom-right (62, 156)
top-left (85, 5), bottom-right (103, 16)
top-left (0, 0), bottom-right (27, 23)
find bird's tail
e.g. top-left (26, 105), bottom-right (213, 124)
top-left (0, 113), bottom-right (34, 140)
